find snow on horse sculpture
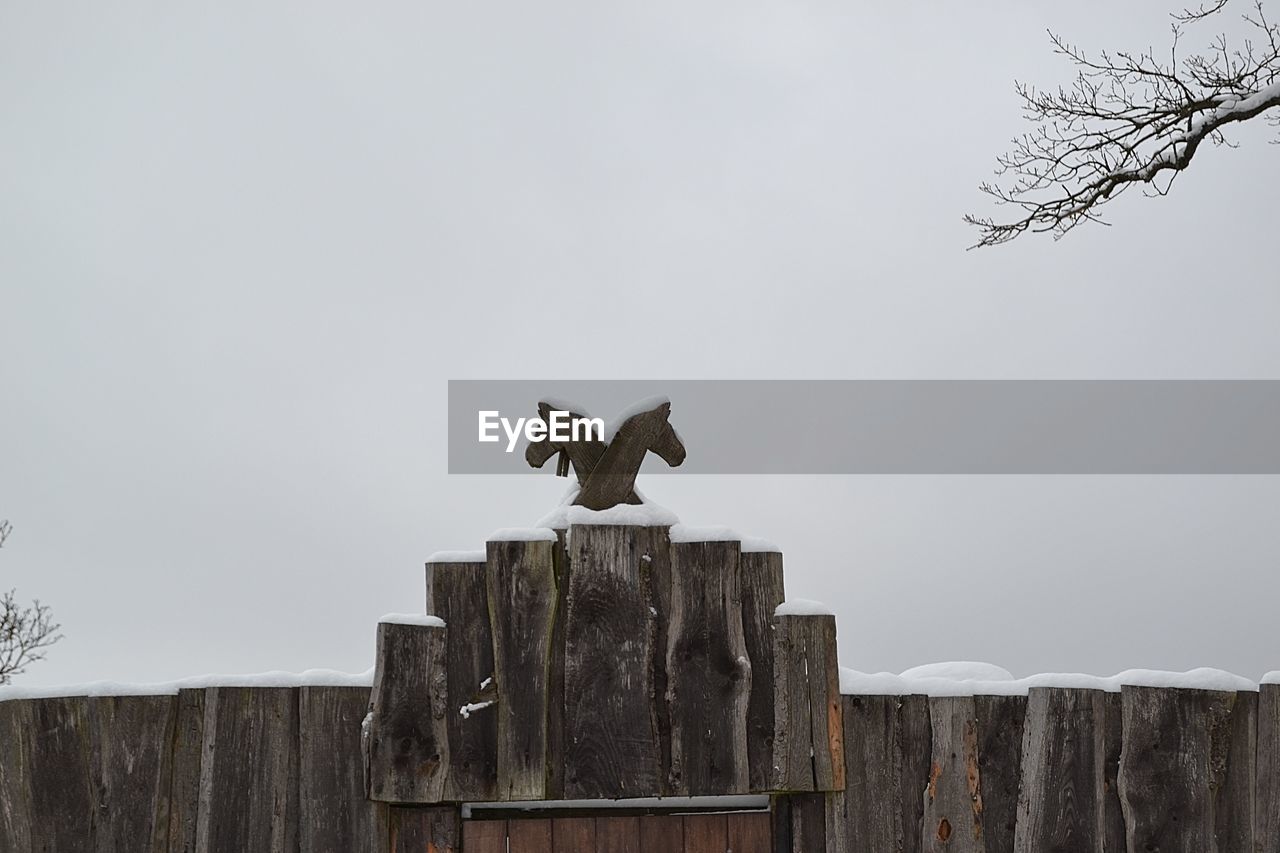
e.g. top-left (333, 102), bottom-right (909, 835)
top-left (525, 398), bottom-right (686, 510)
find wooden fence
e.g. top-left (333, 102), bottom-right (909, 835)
top-left (2, 523), bottom-right (1279, 852)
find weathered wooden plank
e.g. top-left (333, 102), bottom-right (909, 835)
top-left (728, 811), bottom-right (772, 853)
top-left (88, 694), bottom-right (177, 853)
top-left (429, 560), bottom-right (499, 802)
top-left (27, 695), bottom-right (96, 850)
top-left (195, 686), bottom-right (299, 852)
top-left (840, 695), bottom-right (903, 851)
top-left (1117, 686), bottom-right (1239, 853)
top-left (1099, 691), bottom-right (1125, 853)
top-left (508, 817), bottom-right (553, 853)
top-left (563, 525), bottom-right (661, 798)
top-left (552, 816), bottom-right (596, 850)
top-left (1213, 690), bottom-right (1256, 853)
top-left (488, 538), bottom-right (557, 801)
top-left (1258, 684), bottom-right (1280, 853)
top-left (639, 814), bottom-right (683, 852)
top-left (667, 539), bottom-right (751, 796)
top-left (789, 794), bottom-right (828, 853)
top-left (1013, 687), bottom-right (1104, 853)
top-left (771, 614), bottom-right (842, 793)
top-left (686, 812), bottom-right (729, 853)
top-left (739, 549), bottom-right (785, 793)
top-left (641, 527), bottom-right (674, 796)
top-left (385, 805), bottom-right (460, 853)
top-left (365, 620), bottom-right (450, 804)
top-left (900, 694), bottom-right (933, 853)
top-left (923, 696), bottom-right (985, 853)
top-left (973, 694), bottom-right (1025, 853)
top-left (168, 688), bottom-right (206, 853)
top-left (461, 819), bottom-right (506, 853)
top-left (299, 685), bottom-right (376, 852)
top-left (0, 699), bottom-right (33, 853)
top-left (597, 815), bottom-right (640, 853)
top-left (545, 530), bottom-right (570, 801)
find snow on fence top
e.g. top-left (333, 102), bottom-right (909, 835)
top-left (425, 550), bottom-right (486, 563)
top-left (839, 662), bottom-right (1259, 696)
top-left (0, 667), bottom-right (375, 702)
top-left (487, 527), bottom-right (559, 542)
top-left (775, 598), bottom-right (835, 617)
top-left (378, 613), bottom-right (445, 628)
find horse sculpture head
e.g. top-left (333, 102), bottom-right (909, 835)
top-left (525, 398), bottom-right (685, 511)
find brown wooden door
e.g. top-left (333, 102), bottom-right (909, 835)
top-left (462, 811), bottom-right (771, 853)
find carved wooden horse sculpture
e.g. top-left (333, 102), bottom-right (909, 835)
top-left (525, 399), bottom-right (686, 510)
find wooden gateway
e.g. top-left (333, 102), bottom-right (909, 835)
top-left (1, 399), bottom-right (1277, 852)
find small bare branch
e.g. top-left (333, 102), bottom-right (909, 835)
top-left (0, 590), bottom-right (63, 684)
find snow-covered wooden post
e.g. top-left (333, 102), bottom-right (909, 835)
top-left (771, 602), bottom-right (844, 794)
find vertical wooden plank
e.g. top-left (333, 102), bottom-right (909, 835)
top-left (639, 814), bottom-right (683, 852)
top-left (727, 812), bottom-right (772, 853)
top-left (429, 560), bottom-right (499, 802)
top-left (168, 688), bottom-right (206, 853)
top-left (771, 614), bottom-right (842, 793)
top-left (0, 699), bottom-right (33, 853)
top-left (840, 695), bottom-right (903, 851)
top-left (27, 696), bottom-right (96, 850)
top-left (365, 620), bottom-right (449, 803)
top-left (545, 530), bottom-right (571, 801)
top-left (922, 696), bottom-right (986, 853)
top-left (1213, 690), bottom-right (1256, 853)
top-left (1012, 688), bottom-right (1104, 853)
top-left (641, 527), bottom-right (675, 797)
top-left (685, 812), bottom-right (729, 853)
top-left (899, 694), bottom-right (933, 853)
top-left (509, 817), bottom-right (554, 853)
top-left (88, 694), bottom-right (178, 853)
top-left (462, 819), bottom-right (507, 853)
top-left (563, 525), bottom-right (661, 798)
top-left (668, 539), bottom-right (751, 796)
top-left (1099, 691), bottom-right (1125, 853)
top-left (386, 805), bottom-right (460, 853)
top-left (597, 815), bottom-right (640, 853)
top-left (1258, 684), bottom-right (1280, 853)
top-left (1117, 686), bottom-right (1237, 853)
top-left (195, 686), bottom-right (300, 853)
top-left (552, 816), bottom-right (596, 851)
top-left (789, 794), bottom-right (827, 853)
top-left (973, 694), bottom-right (1025, 853)
top-left (739, 550), bottom-right (785, 793)
top-left (299, 685), bottom-right (376, 853)
top-left (488, 538), bottom-right (557, 801)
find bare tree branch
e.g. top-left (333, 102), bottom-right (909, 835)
top-left (967, 0), bottom-right (1280, 247)
top-left (0, 520), bottom-right (65, 684)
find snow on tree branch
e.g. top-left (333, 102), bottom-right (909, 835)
top-left (967, 0), bottom-right (1280, 247)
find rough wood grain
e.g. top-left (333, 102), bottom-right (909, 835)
top-left (1099, 691), bottom-right (1125, 853)
top-left (1013, 687), bottom-right (1104, 853)
top-left (365, 621), bottom-right (449, 804)
top-left (429, 560), bottom-right (499, 802)
top-left (195, 686), bottom-right (299, 853)
top-left (88, 694), bottom-right (177, 853)
top-left (563, 525), bottom-right (661, 798)
top-left (168, 688), bottom-right (206, 853)
top-left (668, 539), bottom-right (751, 796)
top-left (1117, 686), bottom-right (1238, 853)
top-left (27, 696), bottom-right (96, 851)
top-left (597, 815), bottom-right (641, 853)
top-left (508, 817), bottom-right (553, 853)
top-left (789, 794), bottom-right (828, 853)
top-left (461, 819), bottom-right (506, 853)
top-left (685, 812), bottom-right (728, 853)
top-left (900, 694), bottom-right (934, 853)
top-left (739, 550), bottom-right (785, 793)
top-left (771, 614), bottom-right (842, 793)
top-left (728, 811), bottom-right (772, 853)
top-left (974, 694), bottom-right (1025, 853)
top-left (552, 816), bottom-right (596, 850)
top-left (840, 695), bottom-right (904, 851)
top-left (300, 686), bottom-right (376, 852)
top-left (545, 530), bottom-right (571, 801)
top-left (1213, 689), bottom-right (1256, 853)
top-left (0, 699), bottom-right (33, 853)
top-left (385, 805), bottom-right (460, 853)
top-left (1258, 685), bottom-right (1280, 853)
top-left (640, 814), bottom-right (683, 851)
top-left (923, 696), bottom-right (986, 853)
top-left (641, 527), bottom-right (675, 796)
top-left (488, 538), bottom-right (557, 801)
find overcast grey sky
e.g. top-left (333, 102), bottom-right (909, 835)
top-left (3, 1), bottom-right (1279, 686)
